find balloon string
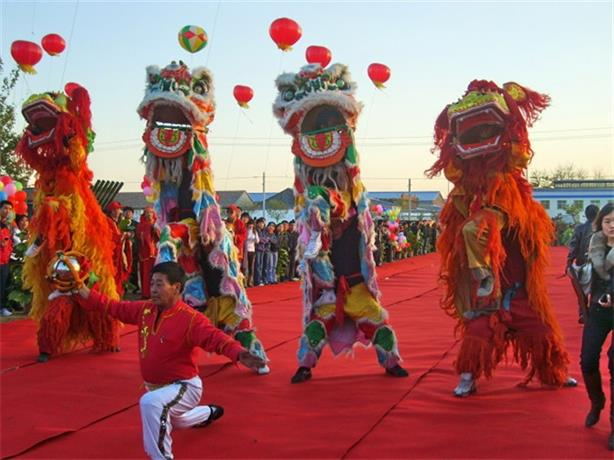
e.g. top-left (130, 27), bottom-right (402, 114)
top-left (60, 0), bottom-right (80, 87)
top-left (31, 0), bottom-right (37, 36)
top-left (205, 0), bottom-right (222, 67)
top-left (263, 52), bottom-right (284, 174)
top-left (223, 106), bottom-right (242, 190)
top-left (47, 62), bottom-right (55, 90)
top-left (22, 74), bottom-right (32, 93)
top-left (240, 108), bottom-right (254, 125)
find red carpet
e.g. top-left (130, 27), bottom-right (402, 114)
top-left (0, 249), bottom-right (610, 459)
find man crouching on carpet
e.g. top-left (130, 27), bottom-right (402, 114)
top-left (75, 261), bottom-right (265, 460)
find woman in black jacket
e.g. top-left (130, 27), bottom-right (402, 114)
top-left (581, 202), bottom-right (614, 451)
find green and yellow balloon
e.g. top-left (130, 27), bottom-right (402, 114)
top-left (178, 25), bottom-right (208, 53)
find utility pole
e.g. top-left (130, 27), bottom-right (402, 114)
top-left (407, 178), bottom-right (412, 221)
top-left (262, 171), bottom-right (266, 220)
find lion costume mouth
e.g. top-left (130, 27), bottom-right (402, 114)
top-left (143, 103), bottom-right (193, 159)
top-left (22, 99), bottom-right (61, 148)
top-left (294, 104), bottom-right (351, 168)
top-left (451, 103), bottom-right (506, 159)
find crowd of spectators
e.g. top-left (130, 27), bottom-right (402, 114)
top-left (0, 200), bottom-right (440, 316)
top-left (373, 219), bottom-right (438, 266)
top-left (227, 207), bottom-right (440, 286)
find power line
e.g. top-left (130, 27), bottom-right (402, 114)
top-left (93, 132), bottom-right (613, 153)
top-left (60, 1), bottom-right (80, 86)
top-left (92, 126), bottom-right (613, 147)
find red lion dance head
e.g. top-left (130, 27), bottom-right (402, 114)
top-left (428, 80), bottom-right (549, 196)
top-left (17, 83), bottom-right (94, 176)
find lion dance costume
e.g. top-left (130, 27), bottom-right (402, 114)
top-left (273, 63), bottom-right (408, 383)
top-left (427, 80), bottom-right (576, 396)
top-left (137, 61), bottom-right (268, 373)
top-left (15, 84), bottom-right (121, 361)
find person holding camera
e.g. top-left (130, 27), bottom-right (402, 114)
top-left (567, 204), bottom-right (600, 323)
top-left (581, 203), bottom-right (614, 451)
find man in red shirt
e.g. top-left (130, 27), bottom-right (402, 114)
top-left (0, 200), bottom-right (14, 317)
top-left (76, 261), bottom-right (265, 460)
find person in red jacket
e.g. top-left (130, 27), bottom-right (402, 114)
top-left (136, 207), bottom-right (159, 298)
top-left (107, 201), bottom-right (132, 296)
top-left (0, 200), bottom-right (14, 317)
top-left (76, 261), bottom-right (265, 460)
top-left (227, 206), bottom-right (247, 264)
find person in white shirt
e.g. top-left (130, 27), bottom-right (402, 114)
top-left (244, 220), bottom-right (259, 287)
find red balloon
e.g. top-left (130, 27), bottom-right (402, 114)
top-left (0, 176), bottom-right (11, 185)
top-left (41, 33), bottom-right (66, 56)
top-left (305, 46), bottom-right (331, 68)
top-left (14, 191), bottom-right (27, 201)
top-left (14, 202), bottom-right (28, 215)
top-left (269, 17), bottom-right (302, 51)
top-left (233, 85), bottom-right (254, 109)
top-left (10, 40), bottom-right (43, 74)
top-left (368, 63), bottom-right (391, 89)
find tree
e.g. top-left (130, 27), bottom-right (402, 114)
top-left (0, 58), bottom-right (32, 185)
top-left (592, 168), bottom-right (607, 179)
top-left (529, 168), bottom-right (553, 188)
top-left (551, 163), bottom-right (588, 181)
top-left (265, 198), bottom-right (291, 222)
top-left (562, 201), bottom-right (584, 225)
top-left (529, 163), bottom-right (589, 188)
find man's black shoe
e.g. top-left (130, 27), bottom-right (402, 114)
top-left (37, 352), bottom-right (50, 363)
top-left (386, 364), bottom-right (409, 378)
top-left (291, 367), bottom-right (312, 384)
top-left (194, 405), bottom-right (224, 428)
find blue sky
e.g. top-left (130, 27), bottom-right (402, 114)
top-left (2, 1), bottom-right (612, 195)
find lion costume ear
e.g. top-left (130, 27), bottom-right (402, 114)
top-left (503, 82), bottom-right (550, 126)
top-left (65, 84), bottom-right (93, 151)
top-left (145, 65), bottom-right (160, 85)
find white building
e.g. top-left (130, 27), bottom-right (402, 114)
top-left (533, 179), bottom-right (614, 222)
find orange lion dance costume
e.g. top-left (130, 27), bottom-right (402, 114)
top-left (15, 83), bottom-right (121, 362)
top-left (427, 80), bottom-right (577, 396)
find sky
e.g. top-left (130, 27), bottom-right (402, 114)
top-left (1, 0), bottom-right (612, 196)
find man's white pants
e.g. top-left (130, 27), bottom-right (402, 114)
top-left (140, 376), bottom-right (211, 460)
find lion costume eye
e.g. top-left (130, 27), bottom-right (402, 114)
top-left (192, 80), bottom-right (209, 95)
top-left (336, 79), bottom-right (346, 89)
top-left (283, 89), bottom-right (295, 101)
